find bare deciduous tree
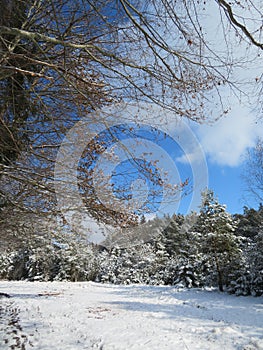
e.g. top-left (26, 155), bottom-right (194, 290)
top-left (0, 0), bottom-right (262, 248)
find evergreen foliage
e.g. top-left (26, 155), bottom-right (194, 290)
top-left (196, 190), bottom-right (241, 291)
top-left (0, 192), bottom-right (262, 296)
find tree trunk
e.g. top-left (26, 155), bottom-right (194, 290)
top-left (215, 256), bottom-right (224, 292)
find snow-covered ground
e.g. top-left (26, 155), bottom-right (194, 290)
top-left (0, 281), bottom-right (262, 350)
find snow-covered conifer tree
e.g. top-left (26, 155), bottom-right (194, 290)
top-left (197, 190), bottom-right (241, 291)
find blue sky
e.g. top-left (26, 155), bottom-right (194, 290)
top-left (178, 159), bottom-right (254, 215)
top-left (195, 110), bottom-right (263, 213)
top-left (175, 106), bottom-right (263, 215)
top-left (206, 164), bottom-right (246, 214)
top-left (78, 102), bottom-right (262, 220)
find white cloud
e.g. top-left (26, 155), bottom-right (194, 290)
top-left (176, 150), bottom-right (203, 165)
top-left (195, 106), bottom-right (263, 167)
top-left (125, 103), bottom-right (263, 168)
top-left (85, 102), bottom-right (262, 170)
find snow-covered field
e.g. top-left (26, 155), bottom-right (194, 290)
top-left (0, 281), bottom-right (262, 350)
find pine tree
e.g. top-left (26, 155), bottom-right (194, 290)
top-left (234, 204), bottom-right (263, 239)
top-left (248, 231), bottom-right (263, 296)
top-left (197, 190), bottom-right (241, 292)
top-left (161, 214), bottom-right (184, 256)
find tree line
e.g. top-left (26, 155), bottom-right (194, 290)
top-left (1, 191), bottom-right (262, 296)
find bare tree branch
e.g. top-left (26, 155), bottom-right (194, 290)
top-left (217, 0), bottom-right (263, 50)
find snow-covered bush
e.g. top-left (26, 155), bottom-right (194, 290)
top-left (54, 243), bottom-right (99, 282)
top-left (226, 233), bottom-right (263, 296)
top-left (0, 234), bottom-right (99, 282)
top-left (0, 251), bottom-right (16, 280)
top-left (97, 243), bottom-right (170, 285)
